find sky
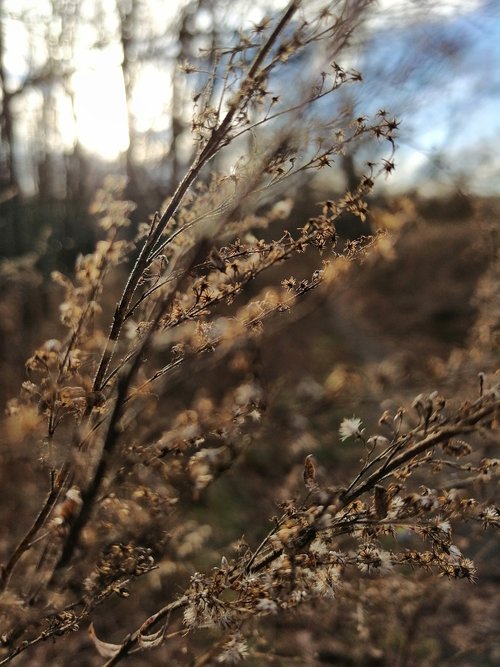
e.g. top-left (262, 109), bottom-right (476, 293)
top-left (356, 1), bottom-right (500, 194)
top-left (2, 0), bottom-right (499, 196)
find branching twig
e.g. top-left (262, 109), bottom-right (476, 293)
top-left (88, 392), bottom-right (499, 665)
top-left (0, 464), bottom-right (68, 593)
top-left (91, 0), bottom-right (300, 392)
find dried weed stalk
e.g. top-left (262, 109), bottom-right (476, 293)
top-left (0, 1), bottom-right (498, 665)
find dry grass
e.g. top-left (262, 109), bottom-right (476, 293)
top-left (0, 2), bottom-right (498, 665)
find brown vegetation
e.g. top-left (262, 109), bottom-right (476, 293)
top-left (0, 2), bottom-right (498, 665)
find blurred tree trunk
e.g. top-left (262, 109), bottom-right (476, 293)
top-left (169, 5), bottom-right (194, 189)
top-left (0, 0), bottom-right (22, 255)
top-left (168, 0), bottom-right (221, 189)
top-left (0, 0), bottom-right (18, 194)
top-left (117, 0), bottom-right (141, 203)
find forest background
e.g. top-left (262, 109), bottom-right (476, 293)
top-left (0, 0), bottom-right (499, 665)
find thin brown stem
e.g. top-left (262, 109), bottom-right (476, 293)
top-left (54, 392), bottom-right (497, 667)
top-left (92, 0), bottom-right (300, 393)
top-left (0, 465), bottom-right (68, 593)
top-left (344, 400), bottom-right (498, 504)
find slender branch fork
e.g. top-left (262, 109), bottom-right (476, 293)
top-left (0, 3), bottom-right (308, 660)
top-left (95, 395), bottom-right (500, 666)
top-left (91, 0), bottom-right (301, 394)
top-left (0, 0), bottom-right (333, 605)
top-left (48, 0), bottom-right (302, 578)
top-left (0, 466), bottom-right (68, 594)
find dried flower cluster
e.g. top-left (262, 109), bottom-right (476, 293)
top-left (0, 2), bottom-right (498, 666)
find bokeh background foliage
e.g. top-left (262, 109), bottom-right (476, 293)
top-left (0, 1), bottom-right (499, 665)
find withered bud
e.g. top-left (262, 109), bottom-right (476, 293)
top-left (303, 454), bottom-right (317, 490)
top-left (378, 410), bottom-right (393, 428)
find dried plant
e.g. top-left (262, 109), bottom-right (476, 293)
top-left (0, 2), bottom-right (498, 666)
